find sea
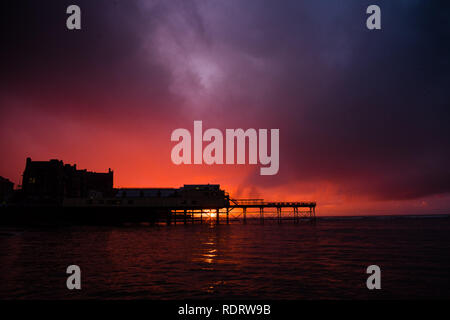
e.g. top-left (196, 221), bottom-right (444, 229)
top-left (0, 215), bottom-right (449, 299)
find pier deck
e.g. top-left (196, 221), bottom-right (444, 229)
top-left (169, 199), bottom-right (316, 224)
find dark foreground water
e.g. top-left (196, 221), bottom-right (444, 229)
top-left (1, 215), bottom-right (449, 299)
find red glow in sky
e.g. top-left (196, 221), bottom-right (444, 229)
top-left (1, 1), bottom-right (450, 215)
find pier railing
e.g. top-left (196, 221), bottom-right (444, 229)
top-left (230, 198), bottom-right (316, 208)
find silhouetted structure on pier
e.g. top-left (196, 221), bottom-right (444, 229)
top-left (65, 184), bottom-right (229, 209)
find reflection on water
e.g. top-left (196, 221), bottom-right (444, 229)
top-left (0, 216), bottom-right (450, 299)
top-left (198, 230), bottom-right (219, 266)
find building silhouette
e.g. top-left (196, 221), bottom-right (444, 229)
top-left (0, 176), bottom-right (14, 205)
top-left (17, 158), bottom-right (228, 209)
top-left (22, 157), bottom-right (113, 204)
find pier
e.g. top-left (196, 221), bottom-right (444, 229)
top-left (168, 199), bottom-right (316, 225)
top-left (3, 158), bottom-right (317, 226)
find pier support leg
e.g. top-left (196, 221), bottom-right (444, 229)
top-left (216, 208), bottom-right (220, 225)
top-left (200, 210), bottom-right (203, 224)
top-left (191, 210), bottom-right (194, 224)
top-left (260, 207), bottom-right (264, 224)
top-left (226, 207), bottom-right (229, 224)
top-left (277, 207), bottom-right (281, 224)
top-left (243, 207), bottom-right (247, 224)
top-left (184, 209), bottom-right (187, 225)
top-left (167, 210), bottom-right (172, 225)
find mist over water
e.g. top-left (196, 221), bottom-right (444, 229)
top-left (1, 216), bottom-right (449, 299)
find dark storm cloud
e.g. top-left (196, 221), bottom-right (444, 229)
top-left (0, 0), bottom-right (179, 117)
top-left (216, 0), bottom-right (450, 201)
top-left (1, 0), bottom-right (450, 202)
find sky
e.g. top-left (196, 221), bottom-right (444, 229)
top-left (1, 0), bottom-right (450, 215)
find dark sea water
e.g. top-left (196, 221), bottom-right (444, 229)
top-left (1, 215), bottom-right (450, 300)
